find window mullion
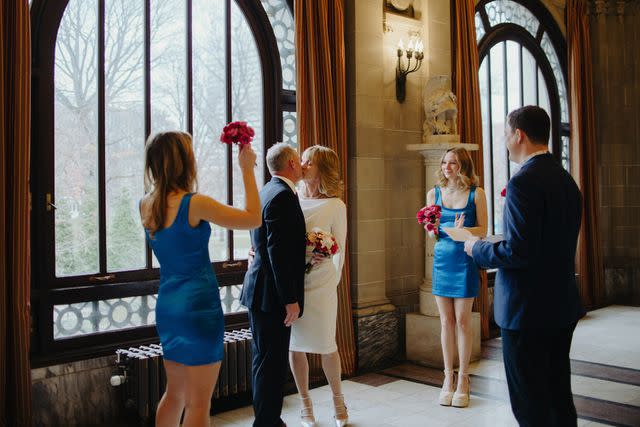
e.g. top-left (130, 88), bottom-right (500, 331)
top-left (144, 0), bottom-right (152, 270)
top-left (225, 0), bottom-right (233, 261)
top-left (98, 0), bottom-right (107, 274)
top-left (186, 0), bottom-right (193, 134)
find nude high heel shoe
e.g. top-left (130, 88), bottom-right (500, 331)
top-left (438, 369), bottom-right (455, 406)
top-left (451, 373), bottom-right (470, 408)
top-left (300, 395), bottom-right (316, 427)
top-left (332, 393), bottom-right (349, 427)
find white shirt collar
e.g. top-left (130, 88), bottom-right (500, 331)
top-left (521, 149), bottom-right (548, 164)
top-left (274, 175), bottom-right (297, 193)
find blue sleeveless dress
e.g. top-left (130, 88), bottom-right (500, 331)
top-left (432, 186), bottom-right (479, 298)
top-left (144, 193), bottom-right (224, 365)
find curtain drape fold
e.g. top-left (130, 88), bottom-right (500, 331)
top-left (568, 0), bottom-right (604, 309)
top-left (294, 0), bottom-right (356, 377)
top-left (451, 0), bottom-right (484, 181)
top-left (1, 1), bottom-right (33, 426)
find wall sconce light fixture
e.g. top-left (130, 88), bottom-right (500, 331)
top-left (396, 37), bottom-right (424, 103)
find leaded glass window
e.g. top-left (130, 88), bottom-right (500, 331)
top-left (476, 0), bottom-right (569, 235)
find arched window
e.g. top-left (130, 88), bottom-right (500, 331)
top-left (475, 0), bottom-right (569, 235)
top-left (30, 0), bottom-right (294, 364)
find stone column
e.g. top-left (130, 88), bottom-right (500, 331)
top-left (404, 140), bottom-right (482, 368)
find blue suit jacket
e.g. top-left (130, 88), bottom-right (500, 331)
top-left (240, 177), bottom-right (306, 315)
top-left (472, 153), bottom-right (586, 330)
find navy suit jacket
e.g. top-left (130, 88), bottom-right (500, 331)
top-left (472, 153), bottom-right (586, 330)
top-left (240, 177), bottom-right (306, 315)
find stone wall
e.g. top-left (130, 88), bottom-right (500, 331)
top-left (31, 356), bottom-right (130, 427)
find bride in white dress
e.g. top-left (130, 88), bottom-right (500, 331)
top-left (289, 145), bottom-right (348, 427)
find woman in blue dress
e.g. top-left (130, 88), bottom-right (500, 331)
top-left (140, 131), bottom-right (261, 427)
top-left (426, 147), bottom-right (487, 408)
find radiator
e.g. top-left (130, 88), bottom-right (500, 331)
top-left (111, 329), bottom-right (253, 424)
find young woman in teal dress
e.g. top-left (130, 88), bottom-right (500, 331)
top-left (426, 147), bottom-right (487, 408)
top-left (140, 131), bottom-right (260, 427)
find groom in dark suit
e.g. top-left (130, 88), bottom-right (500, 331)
top-left (241, 142), bottom-right (306, 427)
top-left (465, 106), bottom-right (585, 426)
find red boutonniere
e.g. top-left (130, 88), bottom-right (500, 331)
top-left (500, 187), bottom-right (506, 197)
top-left (220, 121), bottom-right (255, 146)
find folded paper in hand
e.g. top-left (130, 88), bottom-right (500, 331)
top-left (442, 227), bottom-right (473, 242)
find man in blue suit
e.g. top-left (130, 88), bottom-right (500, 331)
top-left (464, 106), bottom-right (585, 426)
top-left (241, 142), bottom-right (306, 427)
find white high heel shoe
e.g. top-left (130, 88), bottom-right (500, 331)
top-left (438, 369), bottom-right (455, 406)
top-left (332, 393), bottom-right (349, 427)
top-left (300, 395), bottom-right (316, 427)
top-left (451, 373), bottom-right (470, 408)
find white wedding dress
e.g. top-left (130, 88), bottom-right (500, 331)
top-left (290, 197), bottom-right (347, 354)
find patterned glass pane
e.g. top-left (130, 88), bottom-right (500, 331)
top-left (475, 12), bottom-right (485, 42)
top-left (54, 0), bottom-right (100, 277)
top-left (53, 285), bottom-right (245, 339)
top-left (485, 0), bottom-right (539, 38)
top-left (561, 135), bottom-right (570, 171)
top-left (260, 0), bottom-right (296, 90)
top-left (283, 110), bottom-right (297, 149)
top-left (220, 285), bottom-right (246, 314)
top-left (541, 32), bottom-right (568, 122)
top-left (54, 295), bottom-right (157, 339)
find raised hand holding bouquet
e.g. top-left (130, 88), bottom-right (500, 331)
top-left (305, 227), bottom-right (338, 274)
top-left (220, 121), bottom-right (255, 147)
top-left (417, 204), bottom-right (442, 240)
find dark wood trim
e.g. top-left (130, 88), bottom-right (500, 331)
top-left (186, 0), bottom-right (193, 135)
top-left (98, 0), bottom-right (107, 275)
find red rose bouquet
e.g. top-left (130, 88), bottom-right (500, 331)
top-left (417, 204), bottom-right (442, 240)
top-left (305, 227), bottom-right (338, 274)
top-left (220, 121), bottom-right (255, 147)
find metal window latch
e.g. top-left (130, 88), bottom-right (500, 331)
top-left (222, 261), bottom-right (242, 268)
top-left (46, 193), bottom-right (57, 211)
top-left (89, 274), bottom-right (116, 282)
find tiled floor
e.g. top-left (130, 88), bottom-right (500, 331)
top-left (210, 305), bottom-right (640, 426)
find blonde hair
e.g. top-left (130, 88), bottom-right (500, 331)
top-left (302, 145), bottom-right (343, 198)
top-left (435, 147), bottom-right (479, 190)
top-left (143, 131), bottom-right (198, 236)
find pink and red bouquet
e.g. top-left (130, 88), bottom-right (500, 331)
top-left (220, 121), bottom-right (255, 147)
top-left (417, 204), bottom-right (442, 240)
top-left (305, 227), bottom-right (338, 274)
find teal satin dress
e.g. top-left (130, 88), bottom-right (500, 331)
top-left (144, 193), bottom-right (224, 365)
top-left (432, 186), bottom-right (479, 298)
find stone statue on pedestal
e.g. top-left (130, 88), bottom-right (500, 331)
top-left (423, 76), bottom-right (459, 141)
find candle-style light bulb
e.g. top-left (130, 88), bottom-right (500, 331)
top-left (398, 39), bottom-right (404, 50)
top-left (408, 39), bottom-right (414, 52)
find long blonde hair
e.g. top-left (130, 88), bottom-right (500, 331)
top-left (302, 145), bottom-right (343, 198)
top-left (435, 147), bottom-right (479, 190)
top-left (142, 131), bottom-right (197, 236)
